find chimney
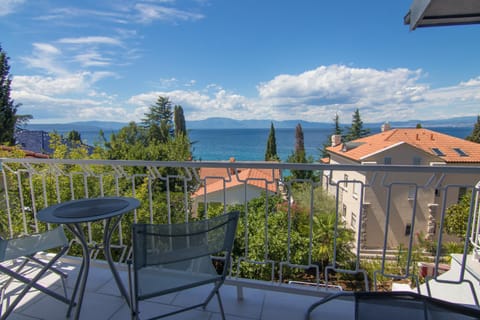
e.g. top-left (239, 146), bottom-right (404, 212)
top-left (331, 135), bottom-right (342, 147)
top-left (381, 122), bottom-right (391, 132)
top-left (229, 157), bottom-right (235, 174)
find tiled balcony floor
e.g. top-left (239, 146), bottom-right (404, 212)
top-left (2, 257), bottom-right (352, 320)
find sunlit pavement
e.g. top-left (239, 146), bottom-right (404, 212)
top-left (2, 256), bottom-right (353, 320)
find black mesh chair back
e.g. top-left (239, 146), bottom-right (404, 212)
top-left (128, 211), bottom-right (239, 320)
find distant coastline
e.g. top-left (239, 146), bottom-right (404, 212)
top-left (22, 115), bottom-right (478, 131)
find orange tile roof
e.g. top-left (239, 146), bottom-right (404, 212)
top-left (327, 128), bottom-right (480, 163)
top-left (0, 145), bottom-right (49, 159)
top-left (193, 166), bottom-right (280, 197)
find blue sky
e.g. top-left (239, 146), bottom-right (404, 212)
top-left (1, 0), bottom-right (480, 124)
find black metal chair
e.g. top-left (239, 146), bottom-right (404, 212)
top-left (306, 291), bottom-right (480, 320)
top-left (128, 211), bottom-right (239, 320)
top-left (0, 226), bottom-right (71, 319)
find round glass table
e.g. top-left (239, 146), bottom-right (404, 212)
top-left (38, 196), bottom-right (140, 320)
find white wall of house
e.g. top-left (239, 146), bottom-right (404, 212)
top-left (326, 155), bottom-right (366, 246)
top-left (326, 143), bottom-right (479, 250)
top-left (193, 184), bottom-right (273, 208)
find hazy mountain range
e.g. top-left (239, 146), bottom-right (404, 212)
top-left (21, 116), bottom-right (477, 132)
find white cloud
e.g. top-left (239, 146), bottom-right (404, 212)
top-left (11, 71), bottom-right (124, 122)
top-left (13, 74), bottom-right (88, 95)
top-left (58, 36), bottom-right (123, 46)
top-left (11, 62), bottom-right (480, 124)
top-left (134, 3), bottom-right (204, 23)
top-left (35, 7), bottom-right (127, 24)
top-left (35, 2), bottom-right (205, 26)
top-left (128, 88), bottom-right (251, 121)
top-left (21, 43), bottom-right (66, 75)
top-left (0, 0), bottom-right (25, 16)
top-left (258, 65), bottom-right (425, 105)
top-left (75, 106), bottom-right (131, 121)
top-left (32, 43), bottom-right (61, 55)
top-left (75, 52), bottom-right (112, 67)
top-left (12, 72), bottom-right (115, 96)
top-left (125, 65), bottom-right (480, 124)
top-left (21, 35), bottom-right (127, 74)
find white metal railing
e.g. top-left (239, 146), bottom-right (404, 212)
top-left (470, 181), bottom-right (480, 260)
top-left (1, 158), bottom-right (479, 304)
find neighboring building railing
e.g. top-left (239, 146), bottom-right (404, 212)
top-left (1, 158), bottom-right (479, 303)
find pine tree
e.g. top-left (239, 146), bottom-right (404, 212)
top-left (466, 115), bottom-right (480, 143)
top-left (66, 130), bottom-right (82, 143)
top-left (0, 45), bottom-right (19, 145)
top-left (174, 105), bottom-right (187, 137)
top-left (142, 96), bottom-right (174, 143)
top-left (264, 122), bottom-right (279, 161)
top-left (345, 108), bottom-right (370, 142)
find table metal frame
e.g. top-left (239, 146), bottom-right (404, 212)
top-left (37, 196), bottom-right (140, 320)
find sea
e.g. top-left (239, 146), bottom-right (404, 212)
top-left (75, 126), bottom-right (474, 162)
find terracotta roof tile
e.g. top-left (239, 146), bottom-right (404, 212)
top-left (327, 128), bottom-right (480, 163)
top-left (193, 167), bottom-right (280, 197)
top-left (0, 145), bottom-right (49, 159)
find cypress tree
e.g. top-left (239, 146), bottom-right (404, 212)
top-left (288, 123), bottom-right (314, 180)
top-left (333, 113), bottom-right (343, 135)
top-left (174, 105), bottom-right (187, 137)
top-left (295, 123), bottom-right (305, 159)
top-left (265, 122), bottom-right (279, 161)
top-left (321, 113), bottom-right (343, 158)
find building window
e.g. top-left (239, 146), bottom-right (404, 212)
top-left (351, 212), bottom-right (357, 228)
top-left (405, 223), bottom-right (412, 236)
top-left (408, 186), bottom-right (416, 200)
top-left (342, 204), bottom-right (347, 217)
top-left (412, 156), bottom-right (421, 165)
top-left (344, 174), bottom-right (348, 188)
top-left (453, 148), bottom-right (468, 157)
top-left (384, 157), bottom-right (392, 165)
top-left (432, 148), bottom-right (445, 156)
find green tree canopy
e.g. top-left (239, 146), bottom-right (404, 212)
top-left (142, 96), bottom-right (174, 143)
top-left (445, 192), bottom-right (472, 241)
top-left (0, 45), bottom-right (19, 145)
top-left (466, 115), bottom-right (480, 143)
top-left (345, 108), bottom-right (370, 142)
top-left (66, 130), bottom-right (82, 143)
top-left (265, 122), bottom-right (279, 161)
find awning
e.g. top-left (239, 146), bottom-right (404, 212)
top-left (404, 0), bottom-right (480, 30)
